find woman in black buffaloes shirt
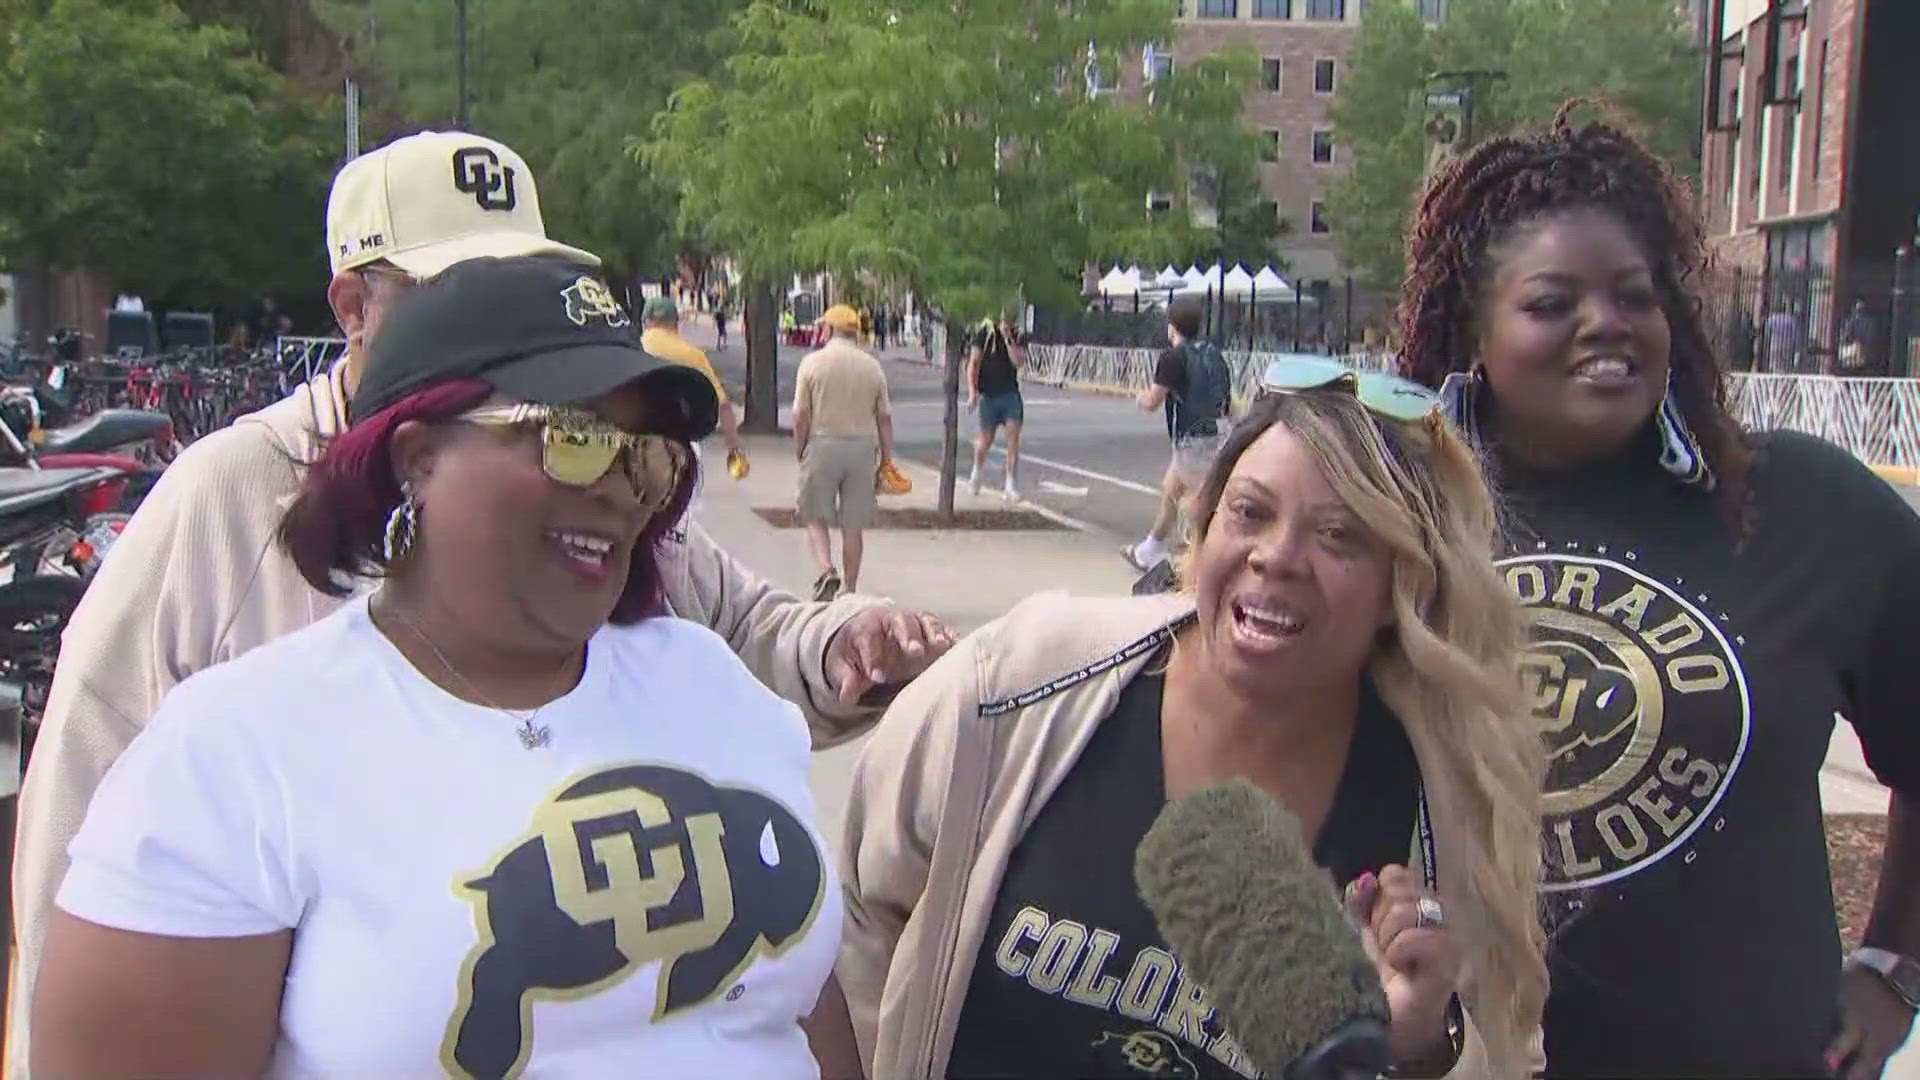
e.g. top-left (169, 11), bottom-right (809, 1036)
top-left (1399, 105), bottom-right (1920, 1078)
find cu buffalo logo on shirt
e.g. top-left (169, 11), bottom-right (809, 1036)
top-left (1500, 553), bottom-right (1751, 893)
top-left (439, 764), bottom-right (825, 1080)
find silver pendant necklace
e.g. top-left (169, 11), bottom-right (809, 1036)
top-left (382, 602), bottom-right (565, 750)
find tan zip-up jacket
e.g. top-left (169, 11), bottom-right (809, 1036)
top-left (7, 365), bottom-right (878, 1075)
top-left (839, 592), bottom-right (1514, 1080)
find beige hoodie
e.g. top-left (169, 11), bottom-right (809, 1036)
top-left (7, 365), bottom-right (879, 1075)
top-left (839, 592), bottom-right (1516, 1080)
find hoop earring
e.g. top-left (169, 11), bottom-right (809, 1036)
top-left (383, 485), bottom-right (420, 563)
top-left (1438, 366), bottom-right (1487, 447)
top-left (1654, 372), bottom-right (1715, 490)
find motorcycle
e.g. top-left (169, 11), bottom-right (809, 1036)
top-left (0, 467), bottom-right (128, 762)
top-left (0, 387), bottom-right (171, 536)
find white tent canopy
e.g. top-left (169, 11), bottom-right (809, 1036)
top-left (1092, 262), bottom-right (1302, 303)
top-left (1095, 265), bottom-right (1142, 297)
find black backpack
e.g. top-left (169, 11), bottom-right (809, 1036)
top-left (1177, 339), bottom-right (1232, 433)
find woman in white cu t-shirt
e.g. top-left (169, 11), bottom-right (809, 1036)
top-left (34, 257), bottom-right (857, 1079)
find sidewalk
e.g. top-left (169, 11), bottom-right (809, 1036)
top-left (695, 433), bottom-right (1136, 638)
top-left (698, 432), bottom-right (1137, 840)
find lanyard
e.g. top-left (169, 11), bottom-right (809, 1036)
top-left (1416, 784), bottom-right (1437, 892)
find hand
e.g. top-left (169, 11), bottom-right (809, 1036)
top-left (824, 604), bottom-right (955, 705)
top-left (965, 391), bottom-right (978, 411)
top-left (1345, 866), bottom-right (1460, 1071)
top-left (726, 448), bottom-right (750, 480)
top-left (1827, 963), bottom-right (1917, 1078)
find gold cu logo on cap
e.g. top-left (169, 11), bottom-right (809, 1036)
top-left (561, 277), bottom-right (630, 328)
top-left (452, 146), bottom-right (518, 211)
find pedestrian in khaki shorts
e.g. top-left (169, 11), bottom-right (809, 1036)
top-left (793, 304), bottom-right (894, 600)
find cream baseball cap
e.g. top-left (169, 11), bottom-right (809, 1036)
top-left (326, 131), bottom-right (599, 277)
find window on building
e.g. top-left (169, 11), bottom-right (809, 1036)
top-left (1150, 53), bottom-right (1175, 82)
top-left (1778, 107), bottom-right (1797, 191)
top-left (1306, 0), bottom-right (1346, 19)
top-left (1147, 191), bottom-right (1174, 214)
top-left (1314, 58), bottom-right (1337, 94)
top-left (1312, 129), bottom-right (1334, 164)
top-left (1311, 200), bottom-right (1330, 233)
top-left (1254, 0), bottom-right (1291, 16)
top-left (1811, 41), bottom-right (1828, 180)
top-left (1418, 0), bottom-right (1445, 20)
top-left (1087, 53), bottom-right (1117, 92)
top-left (1777, 55), bottom-right (1801, 190)
top-left (1197, 0), bottom-right (1237, 16)
top-left (1262, 130), bottom-right (1281, 161)
top-left (1725, 86), bottom-right (1740, 216)
top-left (1261, 57), bottom-right (1282, 91)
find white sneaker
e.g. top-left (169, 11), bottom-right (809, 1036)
top-left (1003, 478), bottom-right (1021, 502)
top-left (1129, 537), bottom-right (1166, 568)
top-left (969, 470), bottom-right (982, 498)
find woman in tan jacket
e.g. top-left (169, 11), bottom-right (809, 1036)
top-left (839, 371), bottom-right (1547, 1079)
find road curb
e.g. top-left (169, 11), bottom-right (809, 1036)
top-left (888, 454), bottom-right (1117, 540)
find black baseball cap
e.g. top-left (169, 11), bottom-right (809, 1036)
top-left (350, 256), bottom-right (719, 441)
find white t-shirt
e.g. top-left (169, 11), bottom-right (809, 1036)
top-left (58, 596), bottom-right (841, 1079)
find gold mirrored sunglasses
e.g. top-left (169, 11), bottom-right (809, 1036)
top-left (459, 403), bottom-right (689, 512)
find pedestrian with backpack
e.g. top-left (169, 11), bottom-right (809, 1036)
top-left (1125, 297), bottom-right (1232, 571)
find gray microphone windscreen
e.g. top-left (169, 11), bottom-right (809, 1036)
top-left (1134, 779), bottom-right (1392, 1077)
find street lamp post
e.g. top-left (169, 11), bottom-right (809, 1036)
top-left (454, 0), bottom-right (469, 129)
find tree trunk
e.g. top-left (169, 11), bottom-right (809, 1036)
top-left (742, 283), bottom-right (780, 434)
top-left (938, 319), bottom-right (961, 518)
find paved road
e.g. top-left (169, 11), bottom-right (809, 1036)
top-left (706, 330), bottom-right (1920, 544)
top-left (709, 336), bottom-right (1189, 544)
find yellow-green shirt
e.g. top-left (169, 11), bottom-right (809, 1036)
top-left (641, 327), bottom-right (729, 405)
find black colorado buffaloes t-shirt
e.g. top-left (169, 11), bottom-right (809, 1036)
top-left (946, 660), bottom-right (1421, 1080)
top-left (1503, 429), bottom-right (1920, 1078)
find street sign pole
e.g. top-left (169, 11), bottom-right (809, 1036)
top-left (344, 77), bottom-right (361, 160)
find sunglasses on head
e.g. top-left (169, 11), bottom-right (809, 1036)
top-left (459, 403), bottom-right (689, 512)
top-left (1258, 355), bottom-right (1441, 424)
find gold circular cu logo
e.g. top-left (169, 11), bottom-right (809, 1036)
top-left (1501, 554), bottom-right (1751, 892)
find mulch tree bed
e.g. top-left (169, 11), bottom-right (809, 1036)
top-left (1828, 814), bottom-right (1887, 950)
top-left (753, 507), bottom-right (1063, 531)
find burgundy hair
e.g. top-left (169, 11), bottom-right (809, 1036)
top-left (277, 378), bottom-right (699, 625)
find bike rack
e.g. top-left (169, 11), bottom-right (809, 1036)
top-left (275, 337), bottom-right (349, 386)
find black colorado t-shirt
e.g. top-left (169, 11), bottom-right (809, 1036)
top-left (945, 661), bottom-right (1421, 1080)
top-left (1499, 429), bottom-right (1920, 1078)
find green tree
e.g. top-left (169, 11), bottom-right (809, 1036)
top-left (319, 0), bottom-right (750, 282)
top-left (1164, 40), bottom-right (1289, 270)
top-left (648, 0), bottom-right (1257, 511)
top-left (0, 0), bottom-right (336, 306)
top-left (1326, 0), bottom-right (1702, 289)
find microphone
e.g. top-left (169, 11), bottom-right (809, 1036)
top-left (1134, 779), bottom-right (1393, 1080)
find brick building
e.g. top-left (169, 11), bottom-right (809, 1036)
top-left (1698, 0), bottom-right (1919, 370)
top-left (1154, 0), bottom-right (1387, 289)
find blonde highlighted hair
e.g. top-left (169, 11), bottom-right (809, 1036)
top-left (1186, 391), bottom-right (1546, 1072)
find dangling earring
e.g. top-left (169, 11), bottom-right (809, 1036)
top-left (383, 484), bottom-right (420, 563)
top-left (1654, 372), bottom-right (1715, 490)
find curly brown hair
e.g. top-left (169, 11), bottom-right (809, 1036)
top-left (1396, 101), bottom-right (1752, 521)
